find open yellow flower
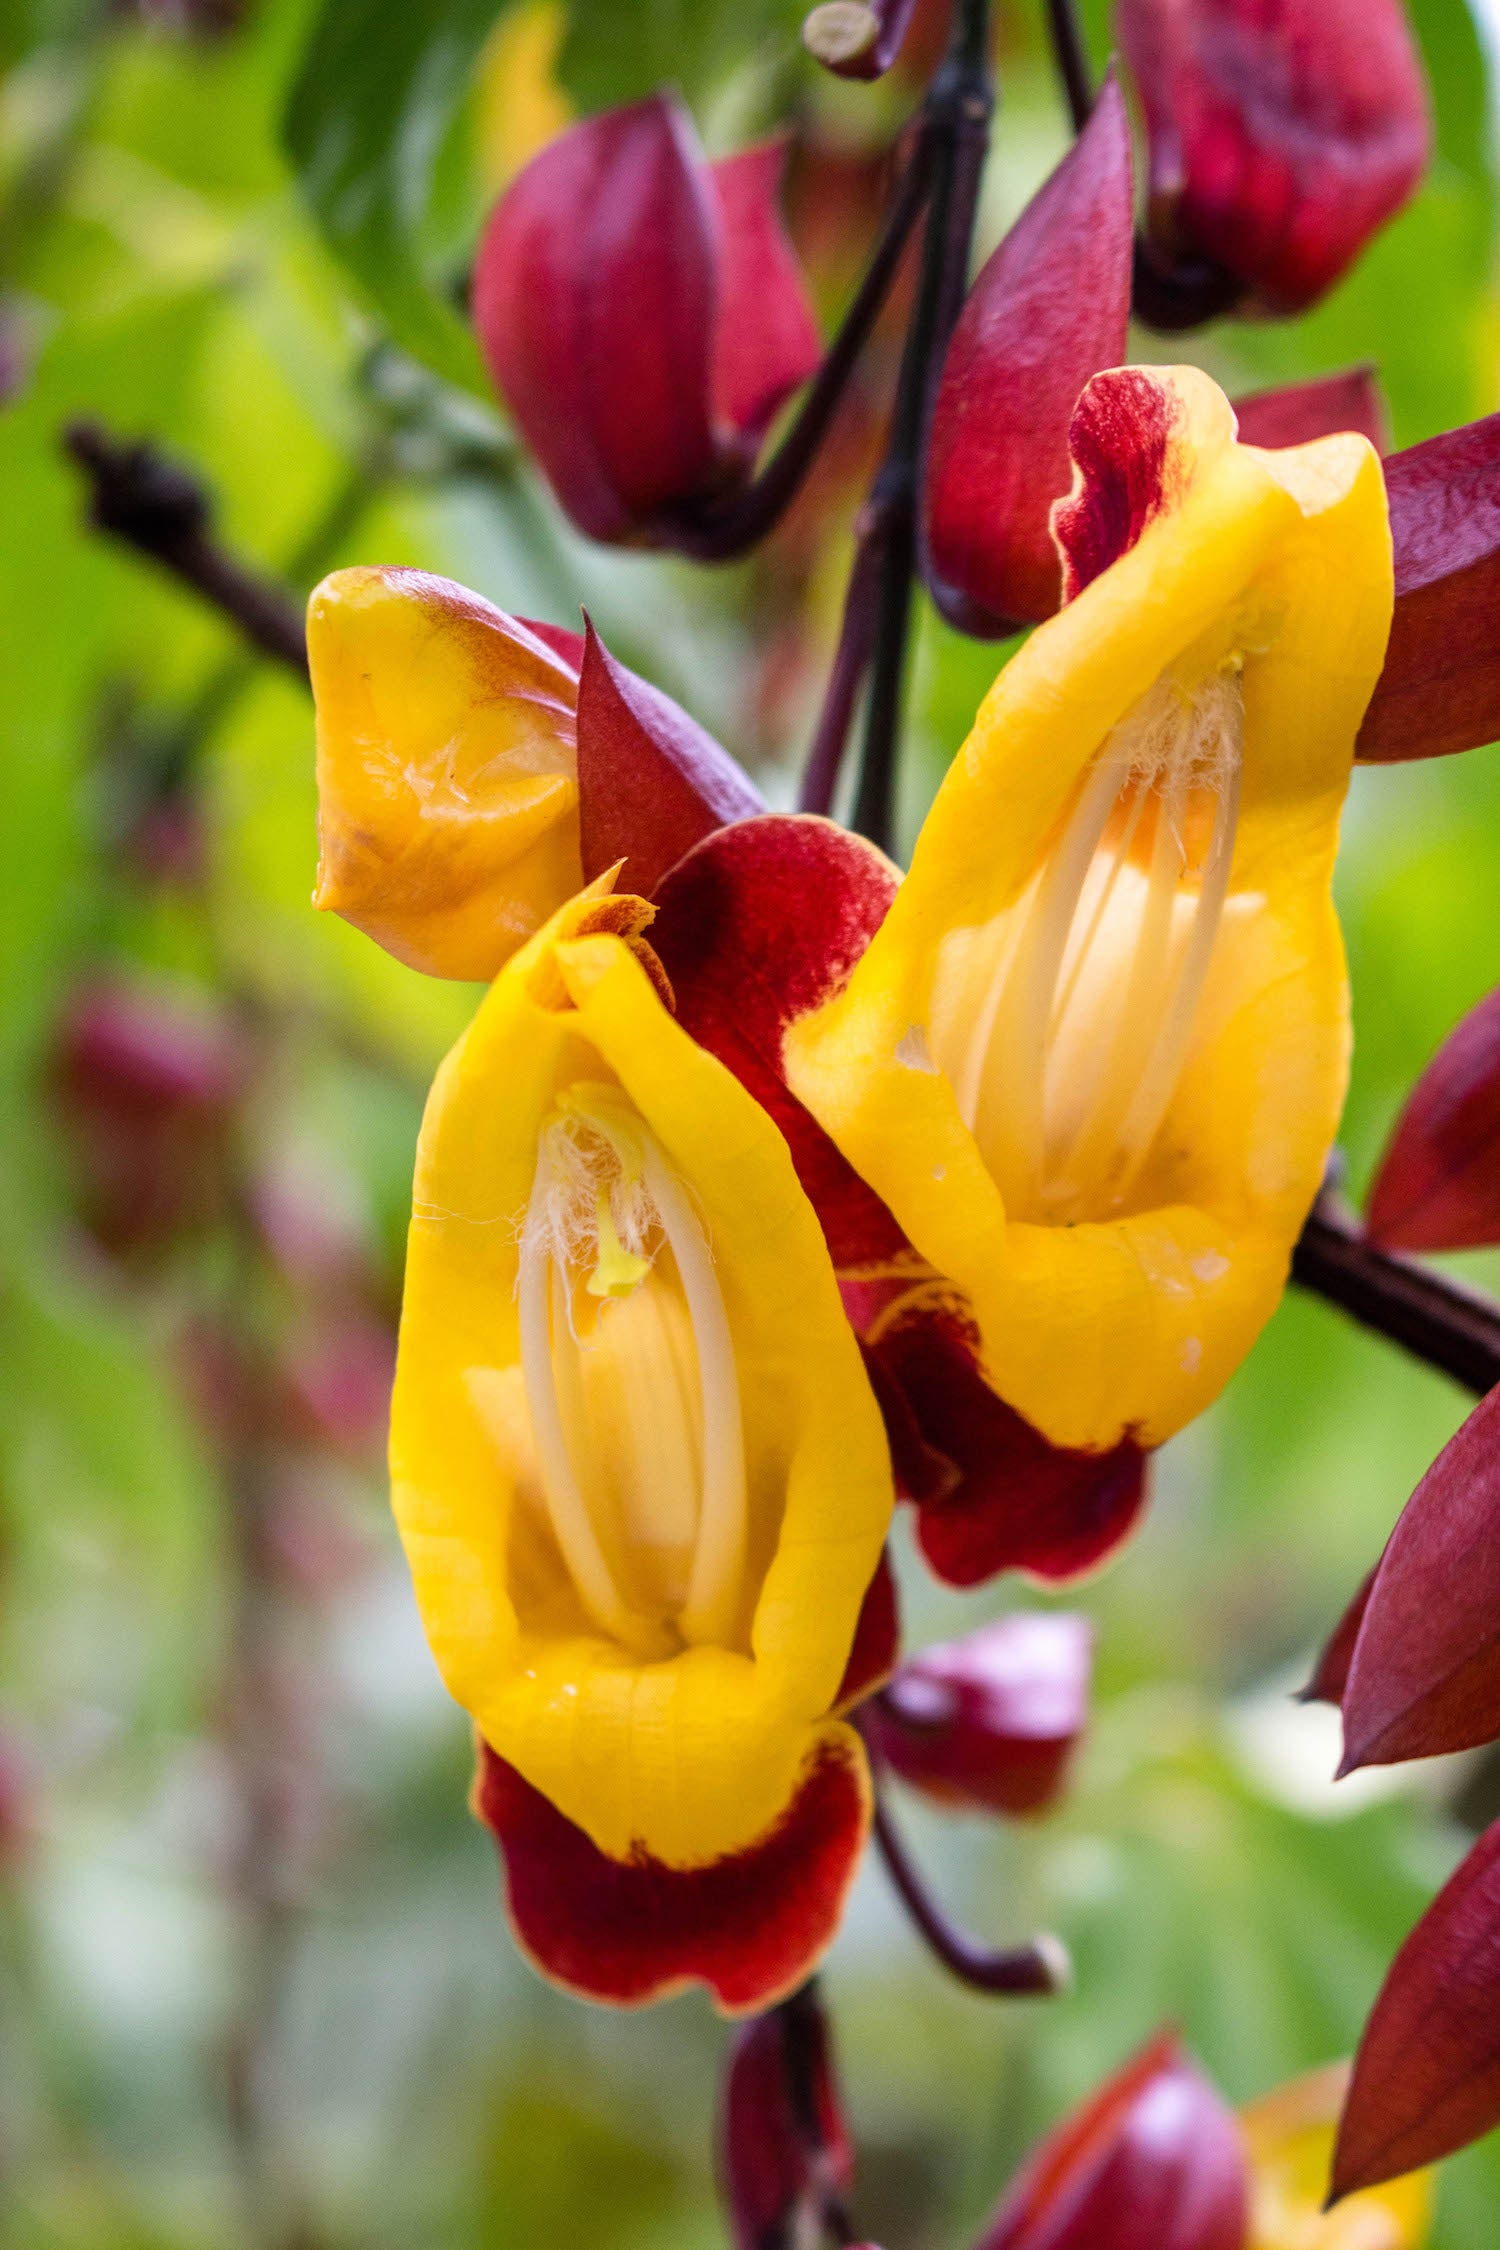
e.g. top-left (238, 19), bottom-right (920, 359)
top-left (391, 873), bottom-right (893, 2004)
top-left (1243, 2063), bottom-right (1432, 2249)
top-left (787, 365), bottom-right (1392, 1452)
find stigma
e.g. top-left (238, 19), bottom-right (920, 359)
top-left (930, 660), bottom-right (1245, 1223)
top-left (517, 1081), bottom-right (747, 1658)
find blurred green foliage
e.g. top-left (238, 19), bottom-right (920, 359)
top-left (1, 0), bottom-right (1498, 2245)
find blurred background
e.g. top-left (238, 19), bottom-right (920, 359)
top-left (2, 0), bottom-right (1500, 2242)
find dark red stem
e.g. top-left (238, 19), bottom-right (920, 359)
top-left (868, 1766), bottom-right (1069, 1998)
top-left (1292, 1193), bottom-right (1500, 1398)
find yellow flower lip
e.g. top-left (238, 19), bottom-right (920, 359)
top-left (1241, 2063), bottom-right (1432, 2248)
top-left (785, 366), bottom-right (1394, 1453)
top-left (308, 565), bottom-right (582, 983)
top-left (390, 873), bottom-right (893, 1868)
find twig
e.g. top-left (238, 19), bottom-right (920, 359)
top-left (1043, 0), bottom-right (1093, 132)
top-left (868, 1770), bottom-right (1070, 1998)
top-left (848, 0), bottom-right (992, 851)
top-left (799, 514), bottom-right (884, 815)
top-left (63, 421), bottom-right (310, 676)
top-left (660, 139), bottom-right (935, 562)
top-left (1292, 1193), bottom-right (1500, 1398)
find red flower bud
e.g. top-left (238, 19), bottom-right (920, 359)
top-left (474, 97), bottom-right (819, 545)
top-left (924, 75), bottom-right (1133, 634)
top-left (1366, 984), bottom-right (1500, 1249)
top-left (52, 977), bottom-right (250, 1256)
top-left (1119, 0), bottom-right (1430, 315)
top-left (720, 1990), bottom-right (854, 2250)
top-left (975, 2031), bottom-right (1249, 2250)
top-left (865, 1613), bottom-right (1092, 1817)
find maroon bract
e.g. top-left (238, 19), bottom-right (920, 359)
top-left (720, 1992), bottom-right (853, 2250)
top-left (924, 75), bottom-right (1133, 635)
top-left (1299, 1569), bottom-right (1375, 1708)
top-left (975, 2030), bottom-right (1249, 2250)
top-left (473, 96), bottom-right (819, 545)
top-left (1338, 1383), bottom-right (1500, 1773)
top-left (865, 1612), bottom-right (1092, 1817)
top-left (1360, 414), bottom-right (1500, 763)
top-left (1366, 986), bottom-right (1500, 1248)
top-left (802, 0), bottom-right (923, 79)
top-left (1119, 0), bottom-right (1430, 316)
top-left (576, 620), bottom-right (763, 896)
top-left (1334, 1816), bottom-right (1500, 2198)
top-left (1233, 368), bottom-right (1388, 454)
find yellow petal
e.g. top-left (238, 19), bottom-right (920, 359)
top-left (787, 366), bottom-right (1392, 1450)
top-left (391, 876), bottom-right (893, 1867)
top-left (1242, 2064), bottom-right (1433, 2249)
top-left (309, 566), bottom-right (582, 983)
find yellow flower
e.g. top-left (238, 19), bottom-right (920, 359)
top-left (308, 566), bottom-right (582, 983)
top-left (391, 873), bottom-right (893, 1872)
top-left (787, 365), bottom-right (1392, 1452)
top-left (1243, 2064), bottom-right (1432, 2249)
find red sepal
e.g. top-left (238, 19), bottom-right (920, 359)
top-left (976, 2029), bottom-right (1249, 2250)
top-left (720, 1991), bottom-right (853, 2250)
top-left (1338, 1383), bottom-right (1500, 1773)
top-left (863, 1295), bottom-right (1149, 1587)
top-left (1233, 368), bottom-right (1388, 454)
top-left (924, 75), bottom-right (1133, 635)
top-left (1366, 986), bottom-right (1500, 1249)
top-left (709, 143), bottom-right (821, 448)
top-left (649, 813), bottom-right (904, 1268)
top-left (575, 620), bottom-right (763, 897)
top-left (803, 0), bottom-right (922, 80)
top-left (1333, 1816), bottom-right (1500, 2198)
top-left (1298, 1569), bottom-right (1375, 1708)
top-left (866, 1613), bottom-right (1092, 1817)
top-left (473, 1734), bottom-right (869, 2014)
top-left (835, 1546), bottom-right (901, 1710)
top-left (1052, 368), bottom-right (1177, 605)
top-left (516, 615), bottom-right (585, 671)
top-left (1119, 0), bottom-right (1430, 316)
top-left (1361, 415), bottom-right (1500, 764)
top-left (473, 96), bottom-right (719, 542)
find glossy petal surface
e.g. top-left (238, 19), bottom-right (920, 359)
top-left (788, 367), bottom-right (1392, 1450)
top-left (709, 143), bottom-right (821, 446)
top-left (309, 567), bottom-right (581, 981)
top-left (867, 1611), bottom-right (1092, 1816)
top-left (474, 1732), bottom-right (868, 2014)
top-left (393, 879), bottom-right (893, 1868)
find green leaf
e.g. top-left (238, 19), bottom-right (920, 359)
top-left (282, 0), bottom-right (497, 392)
top-left (556, 0), bottom-right (807, 110)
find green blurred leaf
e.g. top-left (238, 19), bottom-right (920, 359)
top-left (556, 0), bottom-right (807, 109)
top-left (282, 0), bottom-right (496, 392)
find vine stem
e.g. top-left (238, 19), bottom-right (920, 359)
top-left (1292, 1192), bottom-right (1500, 1398)
top-left (773, 1980), bottom-right (856, 2247)
top-left (864, 1744), bottom-right (1071, 1998)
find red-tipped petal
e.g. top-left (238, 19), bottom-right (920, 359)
top-left (1051, 367), bottom-right (1179, 604)
top-left (1366, 987), bottom-right (1500, 1249)
top-left (1361, 415), bottom-right (1500, 763)
top-left (1299, 1570), bottom-right (1376, 1708)
top-left (864, 1295), bottom-right (1149, 1588)
top-left (473, 96), bottom-right (719, 541)
top-left (802, 0), bottom-right (923, 80)
top-left (1333, 1818), bottom-right (1500, 2197)
top-left (649, 813), bottom-right (905, 1268)
top-left (835, 1546), bottom-right (901, 1710)
top-left (866, 1613), bottom-right (1092, 1818)
top-left (1339, 1383), bottom-right (1500, 1773)
top-left (709, 143), bottom-right (821, 447)
top-left (1119, 0), bottom-right (1430, 316)
top-left (720, 1991), bottom-right (853, 2250)
top-left (1233, 368), bottom-right (1388, 454)
top-left (473, 1733), bottom-right (870, 2014)
top-left (574, 621), bottom-right (763, 896)
top-left (977, 2031), bottom-right (1249, 2250)
top-left (924, 76), bottom-right (1133, 635)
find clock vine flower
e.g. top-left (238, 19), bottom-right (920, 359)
top-left (784, 363), bottom-right (1393, 1455)
top-left (387, 872), bottom-right (893, 2008)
